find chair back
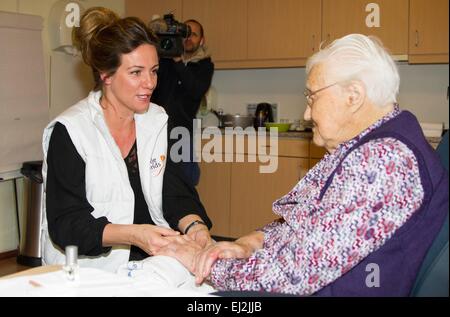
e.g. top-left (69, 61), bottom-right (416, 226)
top-left (410, 131), bottom-right (449, 297)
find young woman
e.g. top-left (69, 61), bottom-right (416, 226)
top-left (41, 7), bottom-right (211, 272)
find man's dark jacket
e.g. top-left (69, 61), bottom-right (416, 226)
top-left (152, 57), bottom-right (214, 133)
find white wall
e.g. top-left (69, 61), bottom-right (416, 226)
top-left (0, 0), bottom-right (125, 253)
top-left (48, 0), bottom-right (125, 118)
top-left (212, 64), bottom-right (449, 127)
top-left (397, 64), bottom-right (449, 127)
top-left (0, 180), bottom-right (18, 253)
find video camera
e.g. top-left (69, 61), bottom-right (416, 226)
top-left (149, 14), bottom-right (191, 58)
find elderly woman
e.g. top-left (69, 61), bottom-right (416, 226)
top-left (157, 34), bottom-right (449, 296)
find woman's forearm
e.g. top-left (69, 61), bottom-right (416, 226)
top-left (102, 223), bottom-right (133, 247)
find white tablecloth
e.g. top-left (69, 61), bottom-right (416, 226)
top-left (0, 256), bottom-right (215, 297)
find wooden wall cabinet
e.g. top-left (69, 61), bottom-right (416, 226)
top-left (322, 0), bottom-right (409, 55)
top-left (184, 0), bottom-right (321, 69)
top-left (197, 161), bottom-right (231, 237)
top-left (125, 0), bottom-right (321, 69)
top-left (197, 137), bottom-right (311, 238)
top-left (310, 142), bottom-right (327, 168)
top-left (246, 0), bottom-right (321, 66)
top-left (182, 0), bottom-right (248, 62)
top-left (409, 0), bottom-right (449, 63)
top-left (125, 0), bottom-right (183, 24)
top-left (229, 156), bottom-right (308, 237)
top-left (125, 0), bottom-right (448, 68)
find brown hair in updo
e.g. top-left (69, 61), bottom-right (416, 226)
top-left (72, 7), bottom-right (158, 91)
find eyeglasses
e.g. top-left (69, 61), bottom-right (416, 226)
top-left (303, 82), bottom-right (339, 106)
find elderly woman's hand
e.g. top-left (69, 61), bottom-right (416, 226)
top-left (192, 241), bottom-right (253, 284)
top-left (193, 231), bottom-right (264, 284)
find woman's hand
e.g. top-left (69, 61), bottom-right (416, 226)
top-left (178, 215), bottom-right (212, 248)
top-left (155, 235), bottom-right (203, 273)
top-left (131, 224), bottom-right (180, 255)
top-left (103, 223), bottom-right (180, 256)
top-left (186, 223), bottom-right (213, 248)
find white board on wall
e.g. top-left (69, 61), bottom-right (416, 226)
top-left (0, 11), bottom-right (49, 179)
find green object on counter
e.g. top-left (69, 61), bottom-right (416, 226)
top-left (265, 122), bottom-right (291, 132)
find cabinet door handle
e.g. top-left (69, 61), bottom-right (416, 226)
top-left (415, 30), bottom-right (420, 47)
top-left (312, 34), bottom-right (316, 52)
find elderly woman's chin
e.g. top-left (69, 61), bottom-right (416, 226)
top-left (312, 129), bottom-right (327, 149)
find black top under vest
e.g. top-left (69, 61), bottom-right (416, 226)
top-left (45, 122), bottom-right (211, 261)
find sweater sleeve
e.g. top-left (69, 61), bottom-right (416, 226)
top-left (209, 138), bottom-right (424, 295)
top-left (45, 122), bottom-right (111, 256)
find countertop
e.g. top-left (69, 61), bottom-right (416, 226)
top-left (200, 127), bottom-right (313, 139)
top-left (278, 131), bottom-right (314, 139)
top-left (200, 127), bottom-right (441, 146)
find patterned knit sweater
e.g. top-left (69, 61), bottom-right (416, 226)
top-left (209, 106), bottom-right (425, 295)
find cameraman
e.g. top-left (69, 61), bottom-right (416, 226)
top-left (152, 19), bottom-right (214, 186)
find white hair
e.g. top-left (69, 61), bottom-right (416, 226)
top-left (306, 34), bottom-right (400, 108)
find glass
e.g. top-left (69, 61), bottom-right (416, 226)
top-left (303, 82), bottom-right (338, 106)
top-left (63, 245), bottom-right (79, 282)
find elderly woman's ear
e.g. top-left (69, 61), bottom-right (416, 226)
top-left (345, 81), bottom-right (366, 113)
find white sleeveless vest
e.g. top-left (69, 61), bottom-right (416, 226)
top-left (41, 91), bottom-right (170, 272)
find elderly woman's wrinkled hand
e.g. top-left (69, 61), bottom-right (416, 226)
top-left (193, 241), bottom-right (254, 285)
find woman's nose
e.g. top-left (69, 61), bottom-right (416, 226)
top-left (142, 74), bottom-right (156, 90)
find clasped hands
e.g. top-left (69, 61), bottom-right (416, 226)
top-left (133, 223), bottom-right (259, 285)
top-left (132, 223), bottom-right (211, 256)
top-left (154, 230), bottom-right (257, 285)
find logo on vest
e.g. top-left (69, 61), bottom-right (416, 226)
top-left (150, 155), bottom-right (166, 177)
